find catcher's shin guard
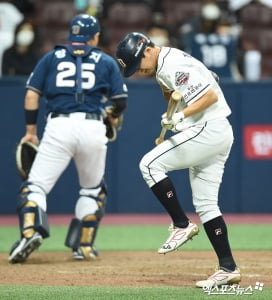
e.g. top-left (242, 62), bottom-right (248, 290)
top-left (65, 216), bottom-right (98, 249)
top-left (65, 218), bottom-right (82, 249)
top-left (65, 215), bottom-right (99, 260)
top-left (65, 183), bottom-right (107, 258)
top-left (17, 187), bottom-right (49, 239)
top-left (18, 202), bottom-right (50, 238)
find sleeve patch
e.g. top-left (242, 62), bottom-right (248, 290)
top-left (175, 72), bottom-right (189, 86)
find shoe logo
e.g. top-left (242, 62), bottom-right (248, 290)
top-left (166, 191), bottom-right (173, 198)
top-left (215, 228), bottom-right (222, 235)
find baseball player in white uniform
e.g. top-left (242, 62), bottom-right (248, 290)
top-left (116, 32), bottom-right (241, 288)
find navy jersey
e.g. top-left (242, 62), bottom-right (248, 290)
top-left (26, 44), bottom-right (128, 115)
top-left (190, 33), bottom-right (237, 79)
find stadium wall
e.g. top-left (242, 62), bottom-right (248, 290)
top-left (0, 77), bottom-right (271, 214)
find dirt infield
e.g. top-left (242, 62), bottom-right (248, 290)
top-left (0, 250), bottom-right (271, 287)
top-left (0, 214), bottom-right (271, 287)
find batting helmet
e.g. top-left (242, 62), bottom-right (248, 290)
top-left (68, 14), bottom-right (100, 42)
top-left (116, 32), bottom-right (151, 77)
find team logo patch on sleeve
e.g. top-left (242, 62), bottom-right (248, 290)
top-left (175, 72), bottom-right (189, 86)
top-left (55, 49), bottom-right (66, 58)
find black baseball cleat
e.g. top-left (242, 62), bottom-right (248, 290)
top-left (9, 232), bottom-right (43, 264)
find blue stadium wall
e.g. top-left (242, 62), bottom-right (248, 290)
top-left (0, 77), bottom-right (272, 214)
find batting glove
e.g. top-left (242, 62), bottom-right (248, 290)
top-left (161, 111), bottom-right (185, 130)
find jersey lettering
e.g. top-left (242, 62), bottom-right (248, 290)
top-left (89, 52), bottom-right (102, 63)
top-left (56, 61), bottom-right (96, 89)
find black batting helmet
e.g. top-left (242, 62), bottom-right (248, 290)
top-left (116, 32), bottom-right (151, 77)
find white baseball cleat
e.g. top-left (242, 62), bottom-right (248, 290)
top-left (196, 267), bottom-right (241, 288)
top-left (158, 221), bottom-right (199, 254)
top-left (9, 232), bottom-right (43, 264)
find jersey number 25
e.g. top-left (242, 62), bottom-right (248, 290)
top-left (56, 61), bottom-right (95, 89)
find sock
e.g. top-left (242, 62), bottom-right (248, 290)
top-left (203, 216), bottom-right (236, 271)
top-left (151, 177), bottom-right (189, 228)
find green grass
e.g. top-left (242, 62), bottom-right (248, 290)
top-left (1, 224), bottom-right (271, 252)
top-left (0, 285), bottom-right (271, 300)
top-left (0, 224), bottom-right (271, 300)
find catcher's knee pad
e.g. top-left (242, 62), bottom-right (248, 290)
top-left (96, 182), bottom-right (107, 220)
top-left (18, 181), bottom-right (46, 211)
top-left (77, 182), bottom-right (107, 220)
top-left (65, 215), bottom-right (98, 249)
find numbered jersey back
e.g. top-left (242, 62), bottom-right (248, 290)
top-left (26, 44), bottom-right (125, 114)
top-left (190, 33), bottom-right (237, 80)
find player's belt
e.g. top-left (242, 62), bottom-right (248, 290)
top-left (50, 112), bottom-right (102, 120)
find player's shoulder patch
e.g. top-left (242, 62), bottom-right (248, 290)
top-left (175, 72), bottom-right (189, 86)
top-left (55, 48), bottom-right (67, 59)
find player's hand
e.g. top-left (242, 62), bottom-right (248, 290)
top-left (21, 134), bottom-right (39, 146)
top-left (161, 118), bottom-right (175, 130)
top-left (161, 111), bottom-right (184, 130)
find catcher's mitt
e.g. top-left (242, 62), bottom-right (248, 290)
top-left (104, 117), bottom-right (117, 142)
top-left (104, 106), bottom-right (124, 142)
top-left (16, 141), bottom-right (38, 180)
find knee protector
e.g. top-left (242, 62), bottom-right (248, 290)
top-left (17, 183), bottom-right (49, 239)
top-left (77, 181), bottom-right (107, 221)
top-left (96, 183), bottom-right (107, 220)
top-left (17, 181), bottom-right (46, 211)
top-left (65, 215), bottom-right (98, 249)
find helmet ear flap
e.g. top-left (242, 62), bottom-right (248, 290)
top-left (68, 14), bottom-right (100, 42)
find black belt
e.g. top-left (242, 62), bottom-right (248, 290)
top-left (50, 112), bottom-right (102, 120)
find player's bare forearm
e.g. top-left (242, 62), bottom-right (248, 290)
top-left (24, 89), bottom-right (40, 110)
top-left (182, 89), bottom-right (217, 118)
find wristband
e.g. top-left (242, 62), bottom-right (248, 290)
top-left (25, 109), bottom-right (38, 125)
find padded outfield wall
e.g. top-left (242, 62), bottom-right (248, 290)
top-left (0, 77), bottom-right (271, 214)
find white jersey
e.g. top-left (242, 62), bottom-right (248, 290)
top-left (156, 47), bottom-right (231, 130)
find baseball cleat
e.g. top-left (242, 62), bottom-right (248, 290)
top-left (73, 246), bottom-right (99, 260)
top-left (9, 232), bottom-right (43, 264)
top-left (196, 267), bottom-right (241, 288)
top-left (158, 221), bottom-right (199, 254)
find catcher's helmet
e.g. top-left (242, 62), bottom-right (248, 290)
top-left (68, 14), bottom-right (100, 42)
top-left (116, 32), bottom-right (151, 77)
